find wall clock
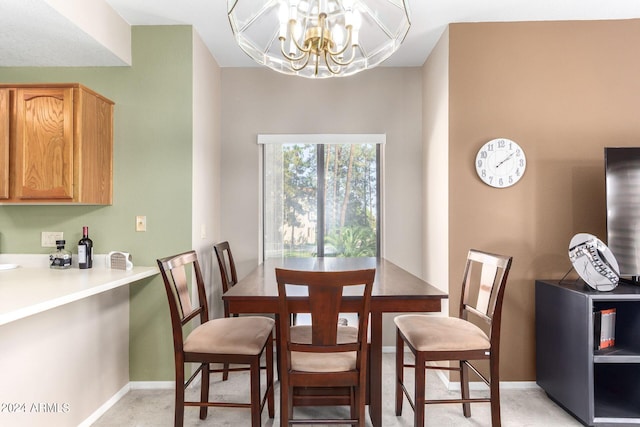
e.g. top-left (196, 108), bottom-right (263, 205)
top-left (475, 138), bottom-right (527, 188)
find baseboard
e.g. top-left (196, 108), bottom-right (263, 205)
top-left (130, 381), bottom-right (176, 390)
top-left (78, 381), bottom-right (179, 426)
top-left (433, 369), bottom-right (540, 391)
top-left (78, 383), bottom-right (130, 427)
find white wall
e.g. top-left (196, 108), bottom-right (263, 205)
top-left (220, 67), bottom-right (423, 345)
top-left (422, 28), bottom-right (450, 304)
top-left (0, 287), bottom-right (129, 427)
top-left (45, 0), bottom-right (131, 64)
top-left (191, 30), bottom-right (222, 317)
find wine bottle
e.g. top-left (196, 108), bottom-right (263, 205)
top-left (78, 226), bottom-right (93, 269)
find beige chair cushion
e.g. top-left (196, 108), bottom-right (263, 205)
top-left (184, 316), bottom-right (274, 355)
top-left (288, 325), bottom-right (359, 372)
top-left (394, 314), bottom-right (490, 352)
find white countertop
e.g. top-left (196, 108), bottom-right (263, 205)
top-left (0, 254), bottom-right (158, 326)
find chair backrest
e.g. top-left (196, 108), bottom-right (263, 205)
top-left (459, 249), bottom-right (513, 341)
top-left (214, 241), bottom-right (238, 292)
top-left (214, 241), bottom-right (238, 317)
top-left (157, 250), bottom-right (209, 350)
top-left (275, 268), bottom-right (375, 367)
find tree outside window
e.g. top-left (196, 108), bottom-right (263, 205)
top-left (263, 141), bottom-right (379, 259)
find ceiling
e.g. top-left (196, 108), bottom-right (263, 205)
top-left (3, 0), bottom-right (640, 68)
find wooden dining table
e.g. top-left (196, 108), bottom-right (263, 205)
top-left (222, 256), bottom-right (447, 427)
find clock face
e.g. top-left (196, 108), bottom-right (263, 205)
top-left (475, 138), bottom-right (527, 188)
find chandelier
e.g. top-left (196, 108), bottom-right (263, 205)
top-left (227, 0), bottom-right (411, 79)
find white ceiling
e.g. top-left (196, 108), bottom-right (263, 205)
top-left (3, 0), bottom-right (640, 68)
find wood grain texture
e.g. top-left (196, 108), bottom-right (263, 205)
top-left (0, 83), bottom-right (113, 204)
top-left (0, 89), bottom-right (8, 199)
top-left (15, 87), bottom-right (74, 199)
top-left (76, 86), bottom-right (113, 204)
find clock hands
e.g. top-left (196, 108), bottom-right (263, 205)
top-left (476, 138), bottom-right (526, 187)
top-left (495, 152), bottom-right (514, 168)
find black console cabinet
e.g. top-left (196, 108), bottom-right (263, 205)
top-left (535, 280), bottom-right (640, 426)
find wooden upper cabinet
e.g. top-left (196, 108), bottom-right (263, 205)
top-left (0, 89), bottom-right (9, 199)
top-left (15, 87), bottom-right (74, 200)
top-left (76, 87), bottom-right (114, 205)
top-left (0, 84), bottom-right (113, 204)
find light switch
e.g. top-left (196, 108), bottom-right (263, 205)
top-left (136, 216), bottom-right (146, 232)
top-left (42, 231), bottom-right (64, 247)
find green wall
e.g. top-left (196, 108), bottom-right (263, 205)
top-left (0, 26), bottom-right (194, 380)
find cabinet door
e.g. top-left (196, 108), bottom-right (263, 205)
top-left (0, 89), bottom-right (8, 199)
top-left (77, 88), bottom-right (113, 204)
top-left (14, 87), bottom-right (74, 200)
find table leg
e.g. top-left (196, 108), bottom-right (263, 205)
top-left (369, 311), bottom-right (382, 427)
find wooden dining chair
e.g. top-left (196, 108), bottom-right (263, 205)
top-left (157, 250), bottom-right (275, 427)
top-left (213, 241), bottom-right (238, 319)
top-left (213, 241), bottom-right (242, 381)
top-left (394, 249), bottom-right (513, 427)
top-left (214, 240), bottom-right (287, 381)
top-left (275, 267), bottom-right (375, 427)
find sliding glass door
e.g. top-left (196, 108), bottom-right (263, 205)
top-left (263, 137), bottom-right (380, 259)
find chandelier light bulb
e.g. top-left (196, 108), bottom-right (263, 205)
top-left (351, 10), bottom-right (361, 45)
top-left (278, 3), bottom-right (289, 38)
top-left (344, 9), bottom-right (354, 27)
top-left (289, 0), bottom-right (299, 20)
top-left (333, 25), bottom-right (344, 46)
top-left (318, 0), bottom-right (328, 14)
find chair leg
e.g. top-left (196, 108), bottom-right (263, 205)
top-left (414, 353), bottom-right (426, 427)
top-left (200, 363), bottom-right (210, 420)
top-left (347, 385), bottom-right (366, 427)
top-left (357, 384), bottom-right (366, 427)
top-left (395, 330), bottom-right (404, 416)
top-left (349, 386), bottom-right (357, 423)
top-left (250, 358), bottom-right (261, 427)
top-left (461, 361), bottom-right (471, 418)
top-left (266, 335), bottom-right (275, 418)
top-left (175, 364), bottom-right (185, 427)
top-left (490, 359), bottom-right (501, 427)
top-left (287, 385), bottom-right (294, 423)
top-left (223, 316), bottom-right (238, 381)
top-left (280, 374), bottom-right (292, 427)
top-left (222, 362), bottom-right (230, 381)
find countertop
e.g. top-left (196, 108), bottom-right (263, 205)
top-left (0, 254), bottom-right (158, 326)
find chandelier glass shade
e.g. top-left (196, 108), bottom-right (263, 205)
top-left (227, 0), bottom-right (411, 78)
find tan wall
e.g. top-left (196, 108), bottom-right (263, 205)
top-left (447, 19), bottom-right (640, 380)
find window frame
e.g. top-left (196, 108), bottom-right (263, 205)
top-left (258, 134), bottom-right (385, 262)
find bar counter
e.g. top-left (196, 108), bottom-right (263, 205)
top-left (0, 254), bottom-right (158, 326)
top-left (0, 253), bottom-right (158, 427)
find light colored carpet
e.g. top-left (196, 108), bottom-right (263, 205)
top-left (92, 353), bottom-right (581, 426)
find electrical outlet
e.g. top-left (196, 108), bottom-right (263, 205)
top-left (42, 231), bottom-right (64, 248)
top-left (136, 216), bottom-right (147, 232)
